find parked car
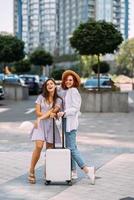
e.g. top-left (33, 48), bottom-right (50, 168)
top-left (39, 75), bottom-right (48, 91)
top-left (19, 74), bottom-right (40, 94)
top-left (0, 85), bottom-right (5, 99)
top-left (0, 73), bottom-right (5, 84)
top-left (84, 77), bottom-right (112, 90)
top-left (4, 74), bottom-right (25, 86)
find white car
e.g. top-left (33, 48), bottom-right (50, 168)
top-left (4, 74), bottom-right (25, 86)
top-left (19, 74), bottom-right (40, 94)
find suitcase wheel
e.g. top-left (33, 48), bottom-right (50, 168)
top-left (45, 180), bottom-right (51, 185)
top-left (66, 180), bottom-right (72, 186)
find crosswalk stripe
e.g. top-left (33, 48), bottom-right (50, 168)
top-left (0, 108), bottom-right (10, 113)
top-left (25, 108), bottom-right (35, 114)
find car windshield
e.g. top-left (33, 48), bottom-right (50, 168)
top-left (5, 78), bottom-right (18, 82)
top-left (0, 88), bottom-right (3, 92)
top-left (20, 75), bottom-right (39, 82)
top-left (40, 76), bottom-right (48, 81)
top-left (0, 74), bottom-right (5, 80)
top-left (85, 80), bottom-right (98, 86)
top-left (85, 78), bottom-right (111, 87)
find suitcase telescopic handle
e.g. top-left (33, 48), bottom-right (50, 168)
top-left (61, 117), bottom-right (65, 148)
top-left (53, 118), bottom-right (56, 148)
top-left (53, 117), bottom-right (65, 149)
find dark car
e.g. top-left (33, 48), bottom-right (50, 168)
top-left (19, 74), bottom-right (40, 94)
top-left (84, 77), bottom-right (112, 90)
top-left (0, 86), bottom-right (5, 99)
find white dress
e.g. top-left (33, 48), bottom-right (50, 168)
top-left (30, 95), bottom-right (62, 143)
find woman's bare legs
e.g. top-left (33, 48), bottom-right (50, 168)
top-left (29, 141), bottom-right (54, 183)
top-left (29, 140), bottom-right (44, 174)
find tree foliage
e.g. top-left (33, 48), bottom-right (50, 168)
top-left (51, 68), bottom-right (65, 80)
top-left (53, 54), bottom-right (78, 63)
top-left (115, 38), bottom-right (134, 77)
top-left (92, 61), bottom-right (110, 74)
top-left (0, 34), bottom-right (25, 64)
top-left (14, 59), bottom-right (31, 73)
top-left (70, 20), bottom-right (123, 89)
top-left (70, 19), bottom-right (123, 56)
top-left (80, 55), bottom-right (98, 77)
top-left (29, 48), bottom-right (53, 66)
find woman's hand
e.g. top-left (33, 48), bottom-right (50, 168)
top-left (57, 111), bottom-right (65, 118)
top-left (45, 109), bottom-right (53, 118)
top-left (50, 112), bottom-right (56, 118)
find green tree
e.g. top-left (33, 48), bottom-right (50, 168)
top-left (0, 34), bottom-right (25, 67)
top-left (92, 61), bottom-right (110, 74)
top-left (14, 59), bottom-right (31, 74)
top-left (53, 54), bottom-right (78, 63)
top-left (70, 20), bottom-right (123, 89)
top-left (116, 38), bottom-right (134, 77)
top-left (29, 48), bottom-right (53, 75)
top-left (51, 68), bottom-right (65, 80)
top-left (80, 55), bottom-right (98, 77)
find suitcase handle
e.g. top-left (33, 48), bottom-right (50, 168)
top-left (53, 117), bottom-right (65, 149)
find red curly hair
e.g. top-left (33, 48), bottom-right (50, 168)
top-left (61, 74), bottom-right (79, 89)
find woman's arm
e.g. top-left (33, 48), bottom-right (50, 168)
top-left (34, 105), bottom-right (53, 128)
top-left (50, 97), bottom-right (63, 118)
top-left (35, 97), bottom-right (62, 124)
top-left (35, 104), bottom-right (53, 118)
top-left (35, 104), bottom-right (43, 117)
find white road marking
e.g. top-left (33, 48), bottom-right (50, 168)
top-left (25, 108), bottom-right (35, 114)
top-left (128, 96), bottom-right (134, 103)
top-left (0, 108), bottom-right (10, 113)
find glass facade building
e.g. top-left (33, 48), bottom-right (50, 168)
top-left (96, 0), bottom-right (129, 39)
top-left (96, 0), bottom-right (113, 22)
top-left (14, 0), bottom-right (129, 55)
top-left (58, 0), bottom-right (129, 55)
top-left (58, 0), bottom-right (96, 55)
top-left (14, 0), bottom-right (58, 53)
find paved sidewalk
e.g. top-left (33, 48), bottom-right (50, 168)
top-left (50, 153), bottom-right (134, 200)
top-left (0, 95), bottom-right (134, 200)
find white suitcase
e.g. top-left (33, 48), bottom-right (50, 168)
top-left (45, 118), bottom-right (72, 185)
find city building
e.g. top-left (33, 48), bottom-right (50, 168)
top-left (129, 0), bottom-right (134, 38)
top-left (14, 0), bottom-right (129, 55)
top-left (58, 0), bottom-right (96, 55)
top-left (14, 0), bottom-right (58, 54)
top-left (96, 0), bottom-right (129, 39)
top-left (59, 0), bottom-right (129, 55)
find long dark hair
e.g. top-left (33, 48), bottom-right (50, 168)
top-left (42, 78), bottom-right (63, 108)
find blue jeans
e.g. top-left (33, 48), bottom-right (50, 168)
top-left (65, 130), bottom-right (85, 170)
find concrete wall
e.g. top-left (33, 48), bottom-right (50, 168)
top-left (3, 84), bottom-right (29, 100)
top-left (80, 90), bottom-right (128, 112)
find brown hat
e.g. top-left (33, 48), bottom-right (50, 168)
top-left (62, 70), bottom-right (81, 86)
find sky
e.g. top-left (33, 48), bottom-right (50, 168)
top-left (0, 0), bottom-right (13, 33)
top-left (0, 0), bottom-right (134, 38)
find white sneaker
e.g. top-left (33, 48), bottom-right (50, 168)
top-left (87, 167), bottom-right (95, 185)
top-left (72, 171), bottom-right (78, 179)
